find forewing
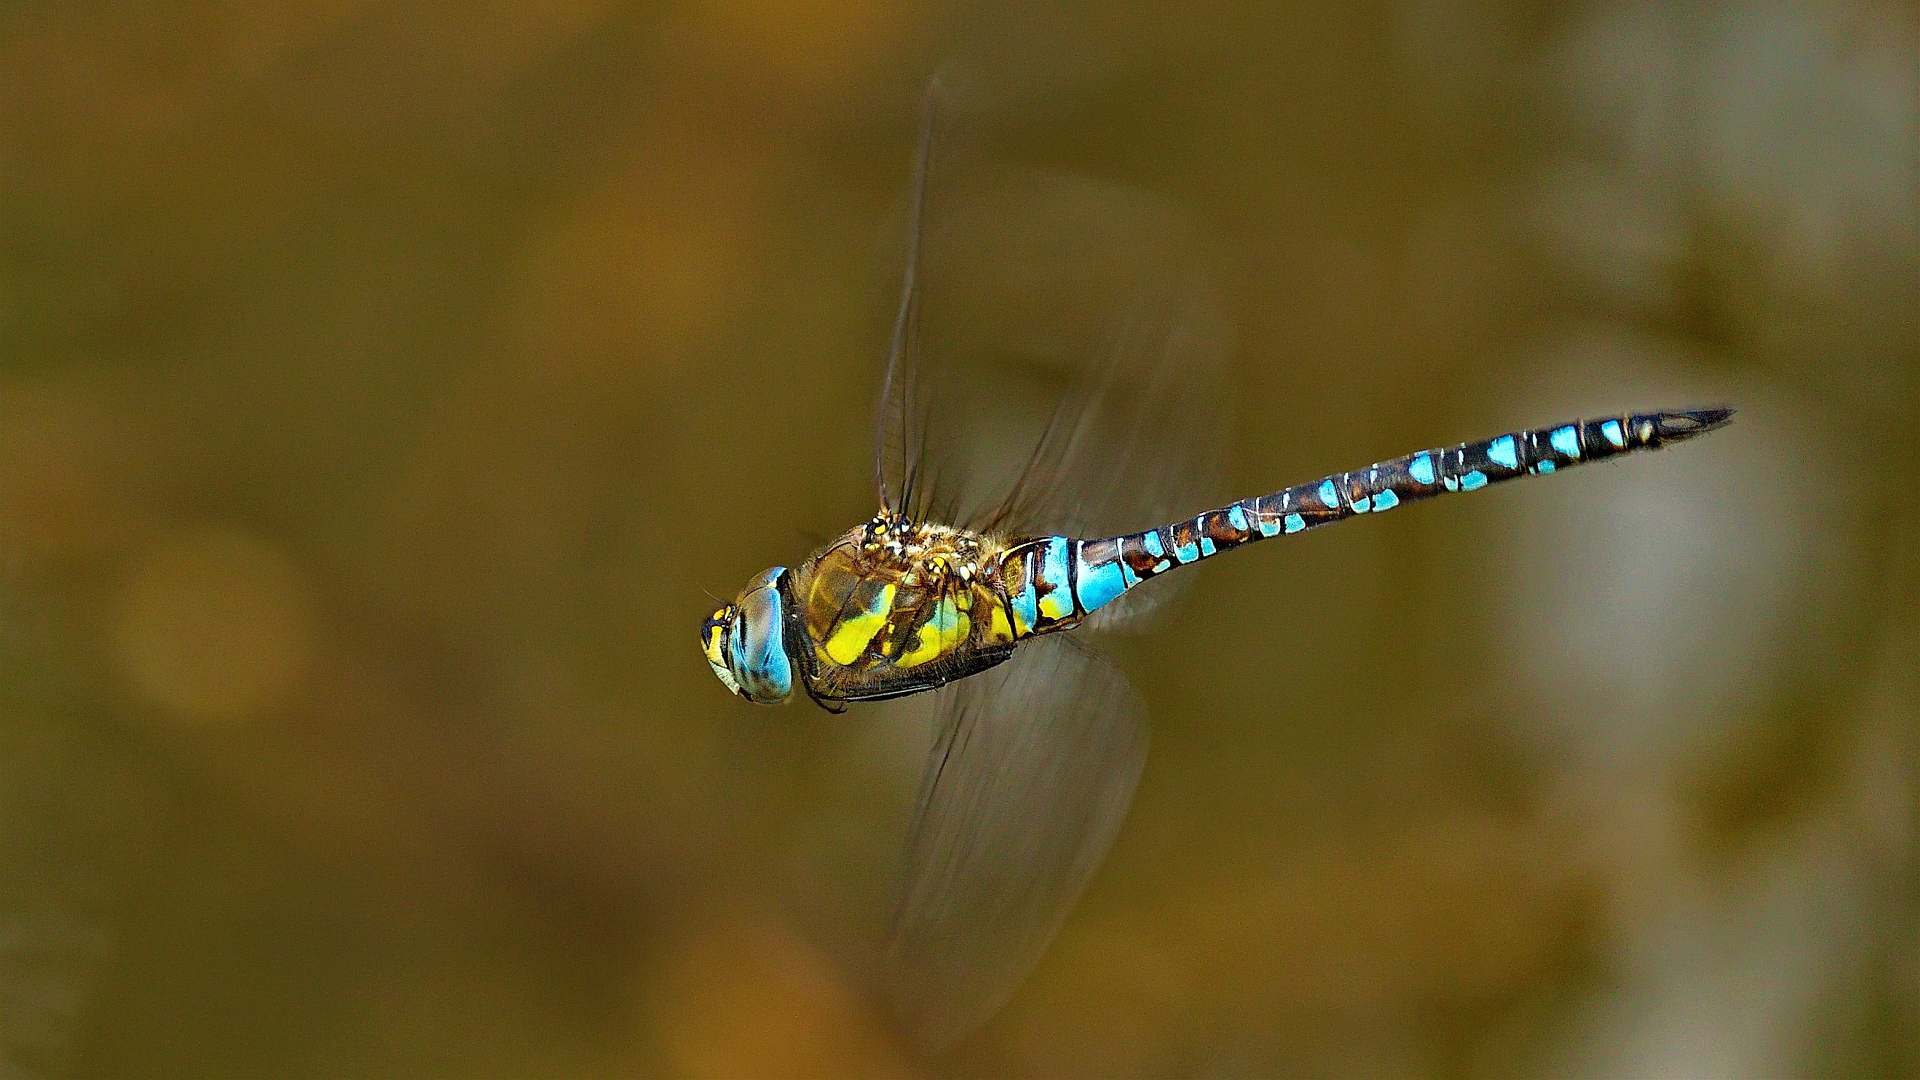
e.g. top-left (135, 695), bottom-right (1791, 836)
top-left (893, 160), bottom-right (1232, 631)
top-left (883, 634), bottom-right (1148, 1050)
top-left (872, 85), bottom-right (938, 515)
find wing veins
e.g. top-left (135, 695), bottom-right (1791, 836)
top-left (875, 82), bottom-right (939, 513)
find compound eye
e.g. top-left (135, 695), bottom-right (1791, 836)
top-left (731, 583), bottom-right (793, 702)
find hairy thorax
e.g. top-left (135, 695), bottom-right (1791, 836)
top-left (788, 514), bottom-right (1023, 700)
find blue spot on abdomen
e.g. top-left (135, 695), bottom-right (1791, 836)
top-left (1488, 436), bottom-right (1518, 470)
top-left (1074, 546), bottom-right (1129, 613)
top-left (1011, 580), bottom-right (1037, 633)
top-left (1036, 538), bottom-right (1075, 621)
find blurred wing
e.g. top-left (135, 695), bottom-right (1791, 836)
top-left (883, 634), bottom-right (1147, 1050)
top-left (872, 83), bottom-right (937, 515)
top-left (870, 93), bottom-right (1232, 628)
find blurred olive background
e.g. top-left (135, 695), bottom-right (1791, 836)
top-left (3, 2), bottom-right (1915, 1077)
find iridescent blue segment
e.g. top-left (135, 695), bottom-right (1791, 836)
top-left (1073, 539), bottom-right (1129, 613)
top-left (1036, 537), bottom-right (1075, 622)
top-left (1016, 409), bottom-right (1731, 643)
top-left (1003, 542), bottom-right (1041, 636)
top-left (1039, 537), bottom-right (1070, 586)
top-left (1011, 574), bottom-right (1038, 632)
top-left (1067, 408), bottom-right (1733, 608)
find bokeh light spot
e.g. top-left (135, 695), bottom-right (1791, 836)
top-left (646, 909), bottom-right (912, 1078)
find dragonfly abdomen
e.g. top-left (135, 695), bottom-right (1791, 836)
top-left (1000, 408), bottom-right (1733, 633)
top-left (1233, 409), bottom-right (1732, 541)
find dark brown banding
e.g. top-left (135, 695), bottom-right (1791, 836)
top-left (1253, 490), bottom-right (1291, 522)
top-left (1201, 509), bottom-right (1248, 550)
top-left (1344, 472), bottom-right (1369, 502)
top-left (1169, 520), bottom-right (1199, 559)
top-left (1119, 534), bottom-right (1161, 577)
top-left (999, 544), bottom-right (1033, 596)
top-left (1080, 536), bottom-right (1122, 566)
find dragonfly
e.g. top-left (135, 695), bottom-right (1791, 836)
top-left (699, 87), bottom-right (1732, 1049)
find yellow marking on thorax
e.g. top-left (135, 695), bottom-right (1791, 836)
top-left (985, 598), bottom-right (1014, 643)
top-left (823, 582), bottom-right (896, 665)
top-left (895, 593), bottom-right (969, 669)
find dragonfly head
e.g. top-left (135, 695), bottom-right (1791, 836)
top-left (700, 566), bottom-right (794, 704)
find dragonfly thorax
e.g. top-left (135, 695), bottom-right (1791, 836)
top-left (858, 511), bottom-right (987, 579)
top-left (755, 514), bottom-right (1023, 704)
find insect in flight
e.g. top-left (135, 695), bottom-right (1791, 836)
top-left (699, 85), bottom-right (1732, 1049)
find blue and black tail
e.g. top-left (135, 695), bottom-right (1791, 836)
top-left (1001, 408), bottom-right (1733, 634)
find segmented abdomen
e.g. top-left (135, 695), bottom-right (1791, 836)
top-left (996, 409), bottom-right (1731, 635)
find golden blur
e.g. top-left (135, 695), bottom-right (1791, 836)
top-left (646, 904), bottom-right (913, 1078)
top-left (1, 2), bottom-right (1913, 1077)
top-left (112, 526), bottom-right (315, 724)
